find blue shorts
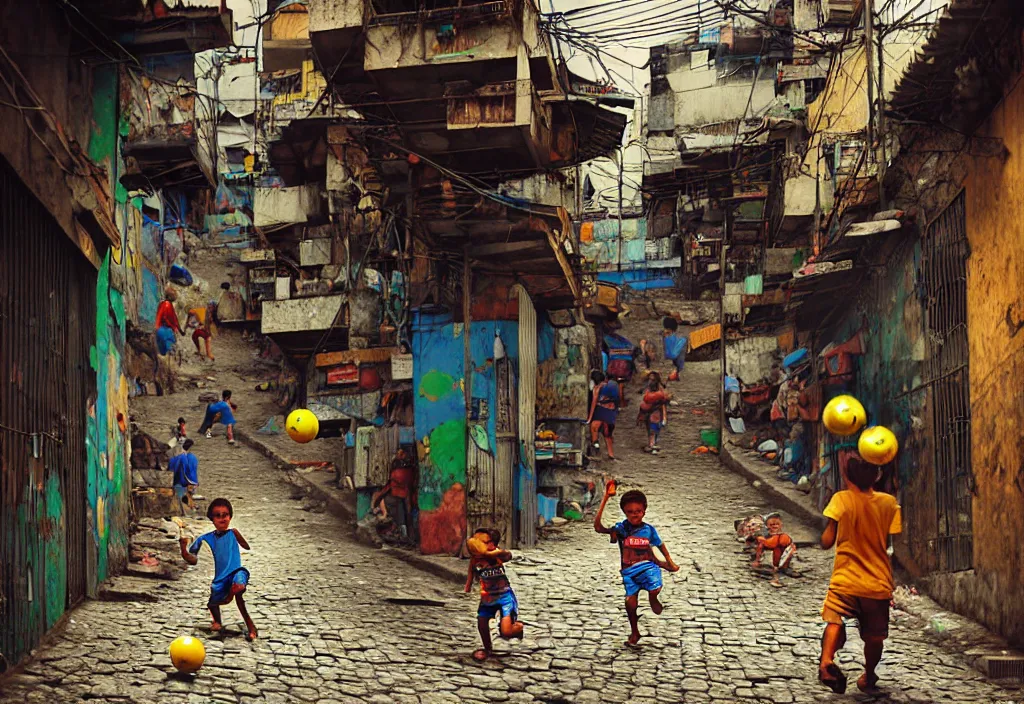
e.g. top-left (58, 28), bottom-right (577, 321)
top-left (156, 326), bottom-right (177, 355)
top-left (209, 568), bottom-right (250, 606)
top-left (647, 422), bottom-right (661, 435)
top-left (622, 562), bottom-right (663, 597)
top-left (477, 590), bottom-right (519, 622)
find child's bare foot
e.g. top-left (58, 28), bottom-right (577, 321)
top-left (649, 593), bottom-right (664, 615)
top-left (210, 621), bottom-right (223, 633)
top-left (625, 632), bottom-right (641, 647)
top-left (472, 649), bottom-right (489, 662)
top-left (857, 672), bottom-right (880, 692)
top-left (246, 627), bottom-right (259, 642)
top-left (819, 662), bottom-right (847, 694)
top-left (770, 577), bottom-right (783, 588)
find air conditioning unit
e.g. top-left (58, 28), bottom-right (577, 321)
top-left (822, 0), bottom-right (856, 26)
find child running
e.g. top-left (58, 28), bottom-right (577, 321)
top-left (465, 528), bottom-right (523, 661)
top-left (594, 482), bottom-right (679, 646)
top-left (818, 456), bottom-right (901, 694)
top-left (638, 372), bottom-right (671, 454)
top-left (179, 498), bottom-right (258, 641)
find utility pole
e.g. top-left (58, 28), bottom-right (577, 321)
top-left (863, 0), bottom-right (877, 191)
top-left (616, 145), bottom-right (623, 274)
top-left (718, 209), bottom-right (730, 441)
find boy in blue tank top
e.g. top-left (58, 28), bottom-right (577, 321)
top-left (179, 498), bottom-right (258, 641)
top-left (465, 528), bottom-right (523, 661)
top-left (594, 483), bottom-right (680, 646)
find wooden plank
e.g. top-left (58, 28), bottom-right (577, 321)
top-left (314, 346), bottom-right (400, 368)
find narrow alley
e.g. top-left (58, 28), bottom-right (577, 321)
top-left (0, 322), bottom-right (1017, 703)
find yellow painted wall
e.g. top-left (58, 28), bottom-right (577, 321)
top-left (957, 67), bottom-right (1024, 646)
top-left (271, 59), bottom-right (326, 107)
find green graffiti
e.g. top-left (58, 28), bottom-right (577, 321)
top-left (419, 370), bottom-right (457, 402)
top-left (43, 471), bottom-right (66, 629)
top-left (86, 252), bottom-right (129, 588)
top-left (87, 66), bottom-right (117, 166)
top-left (418, 419), bottom-right (467, 511)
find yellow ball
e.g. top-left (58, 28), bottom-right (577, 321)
top-left (858, 425), bottom-right (899, 466)
top-left (822, 395), bottom-right (867, 436)
top-left (169, 635), bottom-right (206, 674)
top-left (286, 409), bottom-right (319, 444)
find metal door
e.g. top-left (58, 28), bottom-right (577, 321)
top-left (0, 157), bottom-right (94, 671)
top-left (923, 190), bottom-right (973, 572)
top-left (515, 286), bottom-right (538, 547)
top-left (466, 356), bottom-right (515, 545)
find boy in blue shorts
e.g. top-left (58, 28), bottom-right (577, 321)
top-left (199, 389), bottom-right (237, 445)
top-left (464, 528), bottom-right (523, 661)
top-left (595, 483), bottom-right (679, 646)
top-left (169, 438), bottom-right (199, 515)
top-left (179, 498), bottom-right (258, 641)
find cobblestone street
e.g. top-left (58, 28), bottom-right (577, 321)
top-left (0, 345), bottom-right (1020, 704)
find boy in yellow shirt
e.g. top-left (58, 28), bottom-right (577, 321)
top-left (818, 456), bottom-right (902, 694)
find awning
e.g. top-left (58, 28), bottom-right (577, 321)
top-left (845, 219), bottom-right (900, 237)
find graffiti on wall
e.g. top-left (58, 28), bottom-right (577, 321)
top-left (413, 322), bottom-right (467, 554)
top-left (86, 254), bottom-right (131, 586)
top-left (536, 321), bottom-right (590, 419)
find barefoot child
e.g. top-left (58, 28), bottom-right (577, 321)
top-left (818, 456), bottom-right (901, 694)
top-left (465, 528), bottom-right (523, 661)
top-left (751, 513), bottom-right (796, 587)
top-left (594, 483), bottom-right (680, 646)
top-left (179, 498), bottom-right (258, 641)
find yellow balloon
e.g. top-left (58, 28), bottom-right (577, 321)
top-left (169, 635), bottom-right (206, 674)
top-left (286, 409), bottom-right (319, 444)
top-left (858, 426), bottom-right (899, 466)
top-left (822, 395), bottom-right (867, 436)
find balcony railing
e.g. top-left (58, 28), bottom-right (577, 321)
top-left (367, 0), bottom-right (515, 27)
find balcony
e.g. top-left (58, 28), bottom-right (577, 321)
top-left (415, 176), bottom-right (580, 308)
top-left (261, 295), bottom-right (349, 354)
top-left (308, 0), bottom-right (625, 179)
top-left (263, 1), bottom-right (313, 72)
top-left (120, 59), bottom-right (210, 189)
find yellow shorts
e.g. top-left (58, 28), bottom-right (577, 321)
top-left (821, 589), bottom-right (890, 639)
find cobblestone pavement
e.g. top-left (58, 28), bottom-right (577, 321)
top-left (1, 332), bottom-right (1021, 703)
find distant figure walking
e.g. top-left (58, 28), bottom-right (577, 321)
top-left (155, 288), bottom-right (184, 357)
top-left (587, 371), bottom-right (620, 461)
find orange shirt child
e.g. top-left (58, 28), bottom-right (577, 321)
top-left (823, 487), bottom-right (902, 601)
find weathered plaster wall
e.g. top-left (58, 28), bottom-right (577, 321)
top-left (86, 254), bottom-right (131, 591)
top-left (949, 70), bottom-right (1024, 646)
top-left (536, 319), bottom-right (591, 420)
top-left (725, 335), bottom-right (777, 384)
top-left (0, 4), bottom-right (96, 249)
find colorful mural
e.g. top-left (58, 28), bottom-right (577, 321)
top-left (413, 317), bottom-right (467, 554)
top-left (86, 254), bottom-right (131, 588)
